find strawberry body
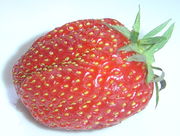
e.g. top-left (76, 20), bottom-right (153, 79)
top-left (13, 18), bottom-right (153, 130)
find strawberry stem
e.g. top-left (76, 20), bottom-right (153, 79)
top-left (105, 7), bottom-right (174, 83)
top-left (105, 6), bottom-right (174, 106)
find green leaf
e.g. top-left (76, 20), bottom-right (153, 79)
top-left (159, 79), bottom-right (166, 91)
top-left (146, 64), bottom-right (154, 83)
top-left (110, 25), bottom-right (131, 39)
top-left (152, 66), bottom-right (165, 82)
top-left (118, 45), bottom-right (134, 52)
top-left (127, 54), bottom-right (146, 62)
top-left (118, 43), bottom-right (142, 54)
top-left (103, 23), bottom-right (131, 39)
top-left (130, 6), bottom-right (140, 43)
top-left (130, 31), bottom-right (139, 43)
top-left (143, 19), bottom-right (171, 38)
top-left (155, 82), bottom-right (159, 108)
top-left (148, 23), bottom-right (175, 53)
top-left (154, 72), bottom-right (166, 108)
top-left (132, 6), bottom-right (141, 34)
top-left (139, 36), bottom-right (166, 45)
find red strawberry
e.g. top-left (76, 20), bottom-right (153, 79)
top-left (12, 8), bottom-right (174, 130)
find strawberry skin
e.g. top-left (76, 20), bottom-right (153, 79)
top-left (12, 18), bottom-right (154, 130)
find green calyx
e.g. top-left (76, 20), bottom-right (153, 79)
top-left (105, 6), bottom-right (174, 107)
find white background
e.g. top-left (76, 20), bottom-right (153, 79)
top-left (0, 0), bottom-right (180, 136)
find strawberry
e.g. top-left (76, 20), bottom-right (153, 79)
top-left (12, 8), bottom-right (174, 130)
